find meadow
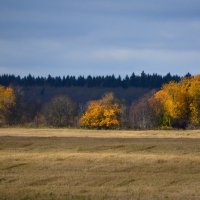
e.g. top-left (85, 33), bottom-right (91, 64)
top-left (0, 129), bottom-right (200, 200)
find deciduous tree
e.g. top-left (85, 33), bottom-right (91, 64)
top-left (187, 75), bottom-right (200, 126)
top-left (129, 91), bottom-right (158, 129)
top-left (80, 93), bottom-right (122, 129)
top-left (0, 85), bottom-right (16, 125)
top-left (44, 95), bottom-right (77, 127)
top-left (150, 75), bottom-right (200, 128)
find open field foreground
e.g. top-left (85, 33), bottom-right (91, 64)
top-left (0, 129), bottom-right (200, 200)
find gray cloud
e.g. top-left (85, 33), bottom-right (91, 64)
top-left (0, 0), bottom-right (200, 76)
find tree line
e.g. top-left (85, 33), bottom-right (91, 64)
top-left (0, 71), bottom-right (190, 88)
top-left (0, 74), bottom-right (199, 129)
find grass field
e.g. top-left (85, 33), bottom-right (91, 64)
top-left (0, 129), bottom-right (200, 200)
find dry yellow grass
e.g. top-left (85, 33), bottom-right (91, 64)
top-left (0, 128), bottom-right (200, 200)
top-left (0, 128), bottom-right (200, 138)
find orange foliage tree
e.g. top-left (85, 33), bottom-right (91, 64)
top-left (150, 75), bottom-right (200, 128)
top-left (187, 75), bottom-right (200, 125)
top-left (80, 93), bottom-right (122, 129)
top-left (0, 85), bottom-right (16, 124)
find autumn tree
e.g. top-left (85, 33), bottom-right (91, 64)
top-left (0, 85), bottom-right (16, 125)
top-left (129, 91), bottom-right (158, 129)
top-left (150, 75), bottom-right (200, 128)
top-left (3, 87), bottom-right (31, 125)
top-left (187, 75), bottom-right (200, 126)
top-left (151, 82), bottom-right (188, 127)
top-left (43, 95), bottom-right (77, 127)
top-left (80, 93), bottom-right (122, 129)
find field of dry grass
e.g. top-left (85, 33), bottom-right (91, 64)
top-left (0, 129), bottom-right (200, 200)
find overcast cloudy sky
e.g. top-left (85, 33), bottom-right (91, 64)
top-left (0, 0), bottom-right (200, 77)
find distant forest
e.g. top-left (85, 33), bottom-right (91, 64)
top-left (0, 71), bottom-right (192, 88)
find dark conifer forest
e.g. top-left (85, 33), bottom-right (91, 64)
top-left (0, 71), bottom-right (190, 88)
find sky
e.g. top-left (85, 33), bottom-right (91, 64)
top-left (0, 0), bottom-right (200, 77)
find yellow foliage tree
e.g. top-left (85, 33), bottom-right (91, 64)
top-left (0, 85), bottom-right (16, 124)
top-left (150, 75), bottom-right (200, 128)
top-left (153, 82), bottom-right (188, 126)
top-left (187, 75), bottom-right (200, 125)
top-left (80, 93), bottom-right (122, 129)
